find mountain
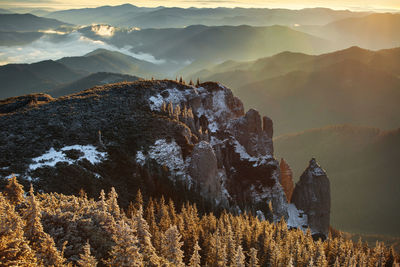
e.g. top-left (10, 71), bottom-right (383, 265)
top-left (0, 79), bottom-right (330, 237)
top-left (0, 60), bottom-right (83, 99)
top-left (57, 49), bottom-right (161, 77)
top-left (0, 31), bottom-right (44, 46)
top-left (193, 46), bottom-right (400, 135)
top-left (46, 5), bottom-right (367, 28)
top-left (274, 125), bottom-right (400, 237)
top-left (80, 24), bottom-right (331, 67)
top-left (46, 4), bottom-right (159, 26)
top-left (0, 49), bottom-right (158, 99)
top-left (50, 72), bottom-right (141, 97)
top-left (0, 13), bottom-right (70, 32)
top-left (318, 13), bottom-right (400, 50)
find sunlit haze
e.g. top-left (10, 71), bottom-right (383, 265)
top-left (1, 0), bottom-right (400, 11)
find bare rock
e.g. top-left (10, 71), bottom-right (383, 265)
top-left (292, 158), bottom-right (331, 237)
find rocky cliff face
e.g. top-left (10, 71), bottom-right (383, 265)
top-left (292, 158), bottom-right (331, 237)
top-left (0, 80), bottom-right (330, 233)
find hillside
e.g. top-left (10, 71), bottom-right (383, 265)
top-left (57, 49), bottom-right (161, 77)
top-left (0, 60), bottom-right (83, 99)
top-left (50, 72), bottom-right (141, 97)
top-left (274, 125), bottom-right (400, 236)
top-left (0, 13), bottom-right (70, 32)
top-left (0, 49), bottom-right (159, 99)
top-left (192, 47), bottom-right (400, 135)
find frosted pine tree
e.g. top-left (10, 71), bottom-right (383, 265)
top-left (189, 240), bottom-right (201, 267)
top-left (106, 220), bottom-right (143, 266)
top-left (207, 228), bottom-right (227, 267)
top-left (3, 176), bottom-right (24, 206)
top-left (161, 225), bottom-right (185, 267)
top-left (231, 245), bottom-right (245, 267)
top-left (133, 205), bottom-right (160, 266)
top-left (23, 185), bottom-right (65, 266)
top-left (77, 241), bottom-right (97, 267)
top-left (248, 247), bottom-right (260, 267)
top-left (107, 187), bottom-right (120, 217)
top-left (0, 193), bottom-right (36, 265)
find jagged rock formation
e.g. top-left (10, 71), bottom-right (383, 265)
top-left (0, 79), bottom-right (329, 230)
top-left (292, 158), bottom-right (331, 237)
top-left (279, 158), bottom-right (294, 202)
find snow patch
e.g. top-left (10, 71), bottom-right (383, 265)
top-left (311, 166), bottom-right (326, 177)
top-left (233, 140), bottom-right (272, 167)
top-left (287, 203), bottom-right (308, 230)
top-left (256, 210), bottom-right (266, 221)
top-left (29, 145), bottom-right (107, 170)
top-left (135, 151), bottom-right (146, 166)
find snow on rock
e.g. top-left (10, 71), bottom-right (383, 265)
top-left (287, 203), bottom-right (308, 231)
top-left (256, 210), bottom-right (266, 221)
top-left (149, 87), bottom-right (195, 111)
top-left (29, 145), bottom-right (107, 170)
top-left (135, 151), bottom-right (146, 166)
top-left (149, 94), bottom-right (164, 111)
top-left (147, 139), bottom-right (191, 184)
top-left (233, 139), bottom-right (272, 167)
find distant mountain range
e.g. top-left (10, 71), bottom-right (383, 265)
top-left (0, 49), bottom-right (147, 99)
top-left (299, 13), bottom-right (400, 50)
top-left (193, 46), bottom-right (400, 135)
top-left (79, 24), bottom-right (331, 65)
top-left (45, 4), bottom-right (368, 28)
top-left (0, 13), bottom-right (70, 32)
top-left (274, 125), bottom-right (400, 236)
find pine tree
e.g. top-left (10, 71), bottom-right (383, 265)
top-left (189, 240), bottom-right (201, 267)
top-left (77, 241), bottom-right (98, 267)
top-left (206, 228), bottom-right (227, 267)
top-left (248, 247), bottom-right (260, 267)
top-left (0, 193), bottom-right (36, 266)
top-left (23, 185), bottom-right (65, 266)
top-left (231, 245), bottom-right (245, 267)
top-left (106, 220), bottom-right (143, 266)
top-left (189, 79), bottom-right (194, 86)
top-left (3, 176), bottom-right (25, 206)
top-left (133, 205), bottom-right (160, 266)
top-left (161, 225), bottom-right (185, 267)
top-left (107, 187), bottom-right (120, 217)
top-left (196, 78), bottom-right (200, 86)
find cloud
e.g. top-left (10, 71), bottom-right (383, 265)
top-left (0, 30), bottom-right (165, 65)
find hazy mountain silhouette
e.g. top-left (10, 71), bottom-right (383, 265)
top-left (85, 24), bottom-right (331, 67)
top-left (274, 125), bottom-right (400, 236)
top-left (50, 72), bottom-right (140, 97)
top-left (194, 47), bottom-right (400, 135)
top-left (0, 31), bottom-right (44, 46)
top-left (57, 49), bottom-right (161, 77)
top-left (0, 60), bottom-right (83, 98)
top-left (0, 49), bottom-right (154, 98)
top-left (299, 13), bottom-right (400, 50)
top-left (0, 13), bottom-right (70, 31)
top-left (46, 5), bottom-right (367, 28)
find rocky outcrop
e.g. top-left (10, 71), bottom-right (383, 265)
top-left (0, 80), bottom-right (329, 229)
top-left (292, 158), bottom-right (331, 237)
top-left (189, 141), bottom-right (228, 206)
top-left (279, 158), bottom-right (294, 202)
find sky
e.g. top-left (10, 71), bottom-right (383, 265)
top-left (1, 0), bottom-right (399, 12)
